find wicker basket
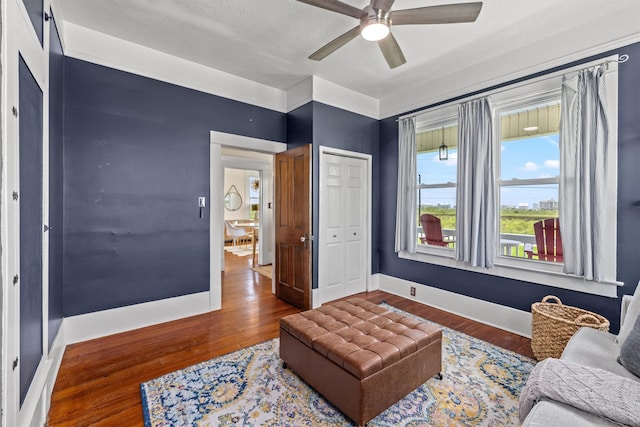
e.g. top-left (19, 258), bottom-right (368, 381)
top-left (531, 295), bottom-right (610, 360)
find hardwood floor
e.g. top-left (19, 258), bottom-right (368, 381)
top-left (48, 251), bottom-right (533, 426)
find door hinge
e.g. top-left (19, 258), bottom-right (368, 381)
top-left (12, 358), bottom-right (19, 371)
top-left (12, 191), bottom-right (19, 201)
top-left (13, 274), bottom-right (18, 285)
top-left (44, 224), bottom-right (52, 232)
top-left (44, 12), bottom-right (51, 21)
top-left (12, 106), bottom-right (18, 117)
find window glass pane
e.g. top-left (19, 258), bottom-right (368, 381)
top-left (417, 148), bottom-right (458, 185)
top-left (499, 184), bottom-right (559, 259)
top-left (419, 188), bottom-right (456, 247)
top-left (415, 117), bottom-right (457, 249)
top-left (501, 134), bottom-right (559, 181)
top-left (498, 99), bottom-right (562, 262)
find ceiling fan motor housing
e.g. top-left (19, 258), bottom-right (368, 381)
top-left (360, 7), bottom-right (391, 41)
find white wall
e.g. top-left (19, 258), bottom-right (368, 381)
top-left (223, 168), bottom-right (258, 222)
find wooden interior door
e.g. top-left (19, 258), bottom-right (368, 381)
top-left (274, 144), bottom-right (311, 309)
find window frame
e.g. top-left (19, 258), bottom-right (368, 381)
top-left (414, 105), bottom-right (458, 256)
top-left (494, 89), bottom-right (562, 266)
top-left (398, 55), bottom-right (621, 298)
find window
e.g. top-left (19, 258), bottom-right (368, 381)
top-left (248, 175), bottom-right (260, 221)
top-left (397, 55), bottom-right (620, 297)
top-left (497, 97), bottom-right (561, 262)
top-left (415, 107), bottom-right (457, 252)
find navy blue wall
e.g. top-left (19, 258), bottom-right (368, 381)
top-left (378, 42), bottom-right (640, 333)
top-left (286, 102), bottom-right (313, 148)
top-left (63, 58), bottom-right (286, 316)
top-left (286, 101), bottom-right (379, 288)
top-left (47, 12), bottom-right (63, 347)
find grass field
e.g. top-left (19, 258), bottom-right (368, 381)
top-left (419, 207), bottom-right (559, 235)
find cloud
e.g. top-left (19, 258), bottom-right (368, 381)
top-left (523, 161), bottom-right (539, 171)
top-left (544, 135), bottom-right (559, 146)
top-left (544, 159), bottom-right (560, 168)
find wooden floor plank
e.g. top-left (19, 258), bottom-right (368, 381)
top-left (48, 250), bottom-right (533, 426)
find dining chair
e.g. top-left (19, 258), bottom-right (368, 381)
top-left (224, 221), bottom-right (251, 250)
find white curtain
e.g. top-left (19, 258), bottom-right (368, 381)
top-left (560, 65), bottom-right (611, 281)
top-left (395, 117), bottom-right (417, 253)
top-left (455, 97), bottom-right (495, 268)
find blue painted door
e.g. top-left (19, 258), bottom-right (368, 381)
top-left (19, 55), bottom-right (44, 406)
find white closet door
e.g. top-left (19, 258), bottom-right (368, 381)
top-left (320, 153), bottom-right (367, 303)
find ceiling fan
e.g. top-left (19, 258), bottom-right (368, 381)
top-left (298, 0), bottom-right (483, 69)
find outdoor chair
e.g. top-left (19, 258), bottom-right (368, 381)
top-left (419, 214), bottom-right (454, 247)
top-left (524, 218), bottom-right (563, 262)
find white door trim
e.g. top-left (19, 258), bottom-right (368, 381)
top-left (4, 0), bottom-right (52, 425)
top-left (318, 146), bottom-right (373, 304)
top-left (209, 131), bottom-right (287, 311)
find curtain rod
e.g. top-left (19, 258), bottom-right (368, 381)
top-left (396, 54), bottom-right (629, 122)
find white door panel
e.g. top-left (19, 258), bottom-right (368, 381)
top-left (319, 152), bottom-right (368, 303)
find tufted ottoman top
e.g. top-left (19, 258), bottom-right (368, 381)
top-left (280, 298), bottom-right (442, 379)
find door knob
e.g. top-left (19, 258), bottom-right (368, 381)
top-left (300, 234), bottom-right (314, 249)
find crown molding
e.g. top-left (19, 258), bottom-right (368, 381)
top-left (61, 22), bottom-right (288, 113)
top-left (380, 31), bottom-right (640, 119)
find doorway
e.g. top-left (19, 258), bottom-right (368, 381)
top-left (209, 131), bottom-right (287, 311)
top-left (222, 166), bottom-right (265, 269)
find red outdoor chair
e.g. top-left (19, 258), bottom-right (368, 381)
top-left (419, 214), bottom-right (453, 247)
top-left (524, 218), bottom-right (563, 262)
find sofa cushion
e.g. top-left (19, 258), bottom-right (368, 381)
top-left (619, 314), bottom-right (640, 377)
top-left (617, 284), bottom-right (640, 346)
top-left (562, 327), bottom-right (639, 381)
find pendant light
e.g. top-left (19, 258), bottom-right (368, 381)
top-left (438, 126), bottom-right (448, 161)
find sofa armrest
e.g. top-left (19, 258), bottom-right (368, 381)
top-left (621, 295), bottom-right (633, 330)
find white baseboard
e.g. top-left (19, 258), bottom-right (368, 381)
top-left (64, 291), bottom-right (211, 344)
top-left (43, 326), bottom-right (67, 414)
top-left (17, 292), bottom-right (211, 427)
top-left (378, 274), bottom-right (532, 338)
top-left (312, 288), bottom-right (320, 309)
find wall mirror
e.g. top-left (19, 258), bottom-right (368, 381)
top-left (224, 184), bottom-right (242, 211)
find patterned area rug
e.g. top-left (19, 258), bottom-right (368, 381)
top-left (141, 304), bottom-right (535, 426)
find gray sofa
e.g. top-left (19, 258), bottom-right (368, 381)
top-left (521, 292), bottom-right (640, 426)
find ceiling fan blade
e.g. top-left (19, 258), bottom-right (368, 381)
top-left (392, 2), bottom-right (482, 26)
top-left (309, 26), bottom-right (361, 61)
top-left (297, 0), bottom-right (365, 19)
top-left (372, 0), bottom-right (396, 12)
top-left (378, 32), bottom-right (406, 69)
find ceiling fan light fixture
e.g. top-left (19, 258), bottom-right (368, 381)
top-left (361, 16), bottom-right (390, 41)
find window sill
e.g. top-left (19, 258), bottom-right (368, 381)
top-left (399, 248), bottom-right (621, 298)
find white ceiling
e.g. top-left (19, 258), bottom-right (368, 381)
top-left (54, 0), bottom-right (640, 115)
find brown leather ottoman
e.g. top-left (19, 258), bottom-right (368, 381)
top-left (279, 298), bottom-right (442, 426)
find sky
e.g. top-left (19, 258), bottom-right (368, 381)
top-left (417, 134), bottom-right (560, 209)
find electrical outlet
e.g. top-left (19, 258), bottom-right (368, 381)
top-left (410, 286), bottom-right (416, 296)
